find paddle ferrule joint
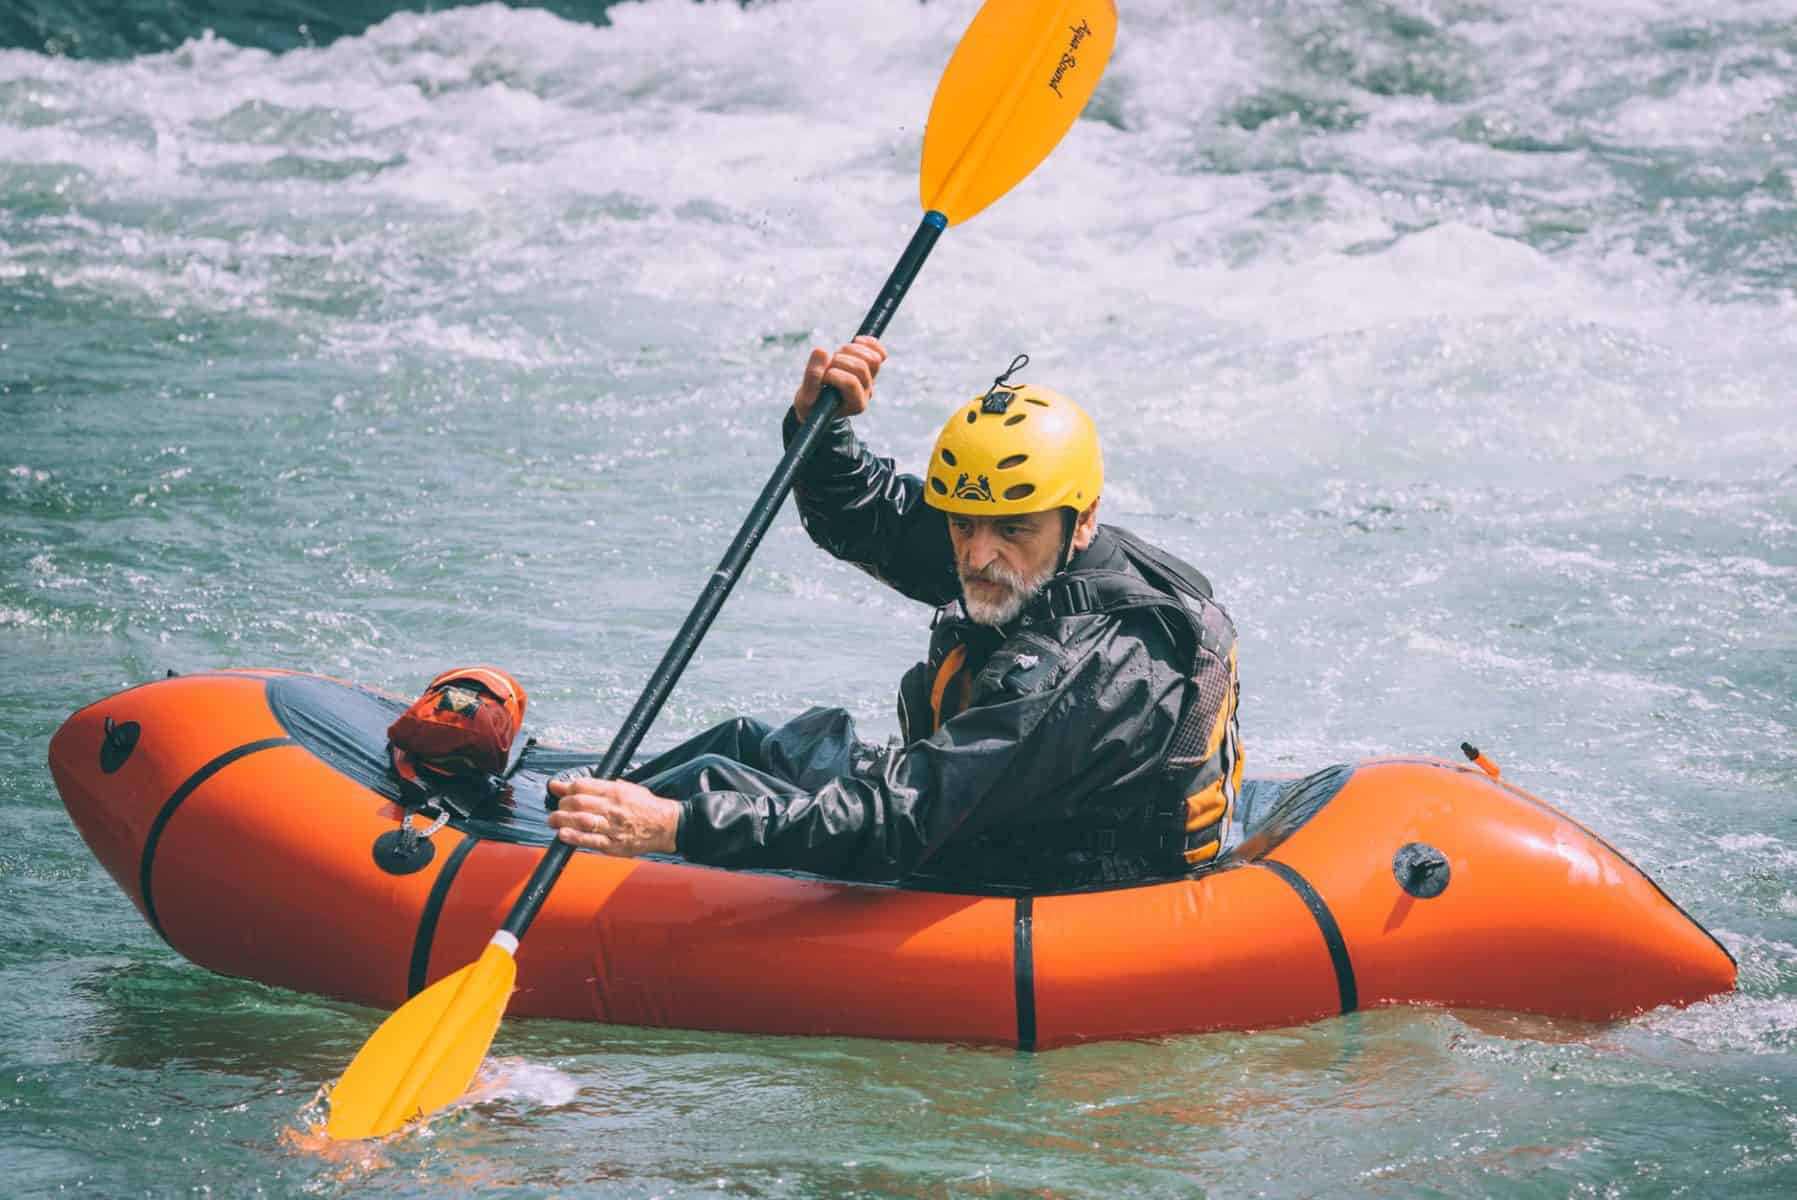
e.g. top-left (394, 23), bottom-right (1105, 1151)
top-left (857, 213), bottom-right (946, 339)
top-left (490, 930), bottom-right (519, 954)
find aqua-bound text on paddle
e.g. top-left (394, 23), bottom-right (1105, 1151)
top-left (1049, 20), bottom-right (1093, 98)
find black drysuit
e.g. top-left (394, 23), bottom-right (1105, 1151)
top-left (573, 410), bottom-right (1239, 891)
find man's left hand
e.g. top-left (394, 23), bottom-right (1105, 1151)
top-left (547, 776), bottom-right (681, 857)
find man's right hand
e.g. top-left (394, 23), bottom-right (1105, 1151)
top-left (793, 336), bottom-right (886, 422)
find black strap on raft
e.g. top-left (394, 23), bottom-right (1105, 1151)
top-left (389, 752), bottom-right (481, 821)
top-left (389, 729), bottom-right (533, 819)
top-left (377, 731), bottom-right (533, 877)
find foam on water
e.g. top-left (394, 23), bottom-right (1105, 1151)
top-left (464, 1056), bottom-right (583, 1111)
top-left (4, 1), bottom-right (1793, 406)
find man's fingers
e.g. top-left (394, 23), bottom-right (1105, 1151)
top-left (550, 807), bottom-right (612, 851)
top-left (826, 359), bottom-right (872, 391)
top-left (839, 341), bottom-right (884, 370)
top-left (836, 345), bottom-right (883, 385)
top-left (794, 347), bottom-right (833, 419)
top-left (827, 347), bottom-right (875, 397)
top-left (555, 826), bottom-right (611, 851)
top-left (549, 782), bottom-right (626, 829)
top-left (797, 339), bottom-right (884, 421)
top-left (823, 375), bottom-right (868, 415)
top-left (558, 776), bottom-right (623, 798)
top-left (845, 351), bottom-right (875, 381)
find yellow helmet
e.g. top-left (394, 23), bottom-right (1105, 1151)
top-left (923, 369), bottom-right (1102, 517)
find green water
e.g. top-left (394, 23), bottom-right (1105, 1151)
top-left (3, 0), bottom-right (1795, 1194)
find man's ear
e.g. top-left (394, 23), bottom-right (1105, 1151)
top-left (1072, 497), bottom-right (1101, 550)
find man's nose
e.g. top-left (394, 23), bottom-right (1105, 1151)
top-left (962, 525), bottom-right (1000, 569)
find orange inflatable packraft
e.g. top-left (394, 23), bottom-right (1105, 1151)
top-left (49, 670), bottom-right (1735, 1047)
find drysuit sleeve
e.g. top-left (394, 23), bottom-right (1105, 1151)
top-left (782, 407), bottom-right (959, 608)
top-left (674, 613), bottom-right (1187, 880)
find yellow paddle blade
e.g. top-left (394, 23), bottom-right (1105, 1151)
top-left (920, 0), bottom-right (1117, 225)
top-left (325, 936), bottom-right (518, 1140)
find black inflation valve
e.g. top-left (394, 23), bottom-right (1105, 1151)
top-left (100, 717), bottom-right (140, 774)
top-left (1393, 842), bottom-right (1451, 899)
top-left (372, 828), bottom-right (437, 875)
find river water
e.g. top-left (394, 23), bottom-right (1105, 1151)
top-left (3, 0), bottom-right (1794, 1195)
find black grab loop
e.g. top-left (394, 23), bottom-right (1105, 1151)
top-left (980, 353), bottom-right (1030, 413)
top-left (1394, 842), bottom-right (1451, 899)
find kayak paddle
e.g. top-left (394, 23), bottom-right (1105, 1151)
top-left (324, 0), bottom-right (1117, 1140)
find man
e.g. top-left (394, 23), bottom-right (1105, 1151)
top-left (548, 338), bottom-right (1243, 890)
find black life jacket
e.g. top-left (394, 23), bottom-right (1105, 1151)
top-left (897, 526), bottom-right (1242, 891)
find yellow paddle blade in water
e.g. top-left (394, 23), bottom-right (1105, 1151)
top-left (325, 936), bottom-right (518, 1140)
top-left (921, 0), bottom-right (1117, 225)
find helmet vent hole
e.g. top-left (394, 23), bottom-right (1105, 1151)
top-left (996, 454), bottom-right (1029, 470)
top-left (965, 411), bottom-right (977, 424)
top-left (1003, 484), bottom-right (1036, 501)
top-left (940, 448), bottom-right (957, 467)
top-left (929, 476), bottom-right (949, 495)
top-left (1004, 414), bottom-right (1026, 426)
top-left (1024, 396), bottom-right (1050, 407)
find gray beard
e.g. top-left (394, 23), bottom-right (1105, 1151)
top-left (959, 559), bottom-right (1054, 627)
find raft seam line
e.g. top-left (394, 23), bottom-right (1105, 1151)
top-left (1257, 859), bottom-right (1358, 1015)
top-left (139, 736), bottom-right (297, 943)
top-left (1014, 895), bottom-right (1037, 1051)
top-left (408, 833), bottom-right (481, 997)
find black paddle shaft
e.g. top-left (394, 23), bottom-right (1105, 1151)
top-left (501, 211), bottom-right (948, 940)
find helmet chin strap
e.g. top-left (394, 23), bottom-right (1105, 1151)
top-left (1056, 507), bottom-right (1079, 573)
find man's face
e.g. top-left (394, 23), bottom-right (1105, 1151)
top-left (947, 510), bottom-right (1066, 626)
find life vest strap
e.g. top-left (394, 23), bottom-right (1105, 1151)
top-left (928, 644), bottom-right (974, 732)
